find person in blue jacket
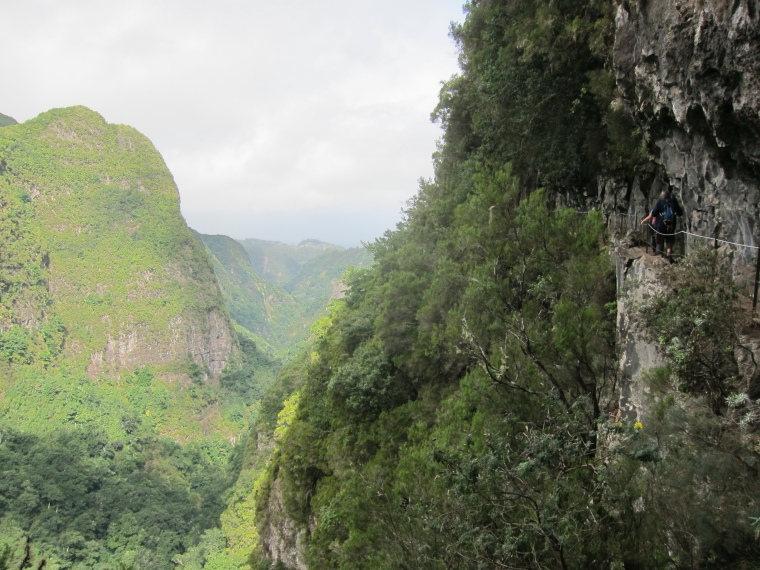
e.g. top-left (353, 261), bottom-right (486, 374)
top-left (640, 190), bottom-right (683, 258)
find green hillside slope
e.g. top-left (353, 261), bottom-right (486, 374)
top-left (286, 247), bottom-right (373, 318)
top-left (205, 235), bottom-right (372, 357)
top-left (198, 232), bottom-right (300, 352)
top-left (0, 107), bottom-right (276, 568)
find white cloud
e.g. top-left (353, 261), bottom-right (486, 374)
top-left (2, 0), bottom-right (463, 245)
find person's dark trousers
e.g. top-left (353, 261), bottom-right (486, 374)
top-left (656, 232), bottom-right (675, 258)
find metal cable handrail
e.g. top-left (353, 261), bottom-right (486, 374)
top-left (602, 210), bottom-right (760, 311)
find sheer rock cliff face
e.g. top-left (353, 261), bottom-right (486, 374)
top-left (610, 0), bottom-right (760, 421)
top-left (259, 477), bottom-right (308, 570)
top-left (610, 0), bottom-right (760, 262)
top-left (85, 307), bottom-right (233, 384)
top-left (614, 246), bottom-right (668, 422)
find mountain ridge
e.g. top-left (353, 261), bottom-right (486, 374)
top-left (0, 112), bottom-right (17, 127)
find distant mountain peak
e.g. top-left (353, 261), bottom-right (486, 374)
top-left (0, 112), bottom-right (18, 127)
top-left (298, 238), bottom-right (331, 246)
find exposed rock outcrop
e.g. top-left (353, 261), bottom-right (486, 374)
top-left (614, 245), bottom-right (669, 421)
top-left (608, 0), bottom-right (760, 419)
top-left (86, 307), bottom-right (233, 382)
top-left (609, 0), bottom-right (760, 263)
top-left (259, 477), bottom-right (308, 570)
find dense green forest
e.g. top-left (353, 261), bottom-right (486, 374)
top-left (244, 0), bottom-right (760, 568)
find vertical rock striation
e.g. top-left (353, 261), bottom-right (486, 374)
top-left (258, 477), bottom-right (309, 570)
top-left (614, 245), bottom-right (669, 421)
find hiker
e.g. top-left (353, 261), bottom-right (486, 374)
top-left (640, 190), bottom-right (683, 258)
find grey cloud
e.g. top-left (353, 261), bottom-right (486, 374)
top-left (3, 0), bottom-right (463, 245)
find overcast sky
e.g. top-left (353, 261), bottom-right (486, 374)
top-left (3, 0), bottom-right (464, 247)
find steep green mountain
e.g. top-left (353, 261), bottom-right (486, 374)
top-left (217, 1), bottom-right (760, 568)
top-left (0, 106), bottom-right (237, 383)
top-left (0, 107), bottom-right (265, 440)
top-left (0, 106), bottom-right (368, 570)
top-left (0, 106), bottom-right (275, 568)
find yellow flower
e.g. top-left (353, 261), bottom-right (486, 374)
top-left (634, 422), bottom-right (643, 430)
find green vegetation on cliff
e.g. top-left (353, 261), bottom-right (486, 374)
top-left (243, 1), bottom-right (760, 568)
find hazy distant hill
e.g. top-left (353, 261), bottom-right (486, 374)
top-left (287, 246), bottom-right (373, 316)
top-left (202, 234), bottom-right (373, 356)
top-left (0, 112), bottom-right (17, 127)
top-left (238, 237), bottom-right (344, 286)
top-left (197, 232), bottom-right (300, 351)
